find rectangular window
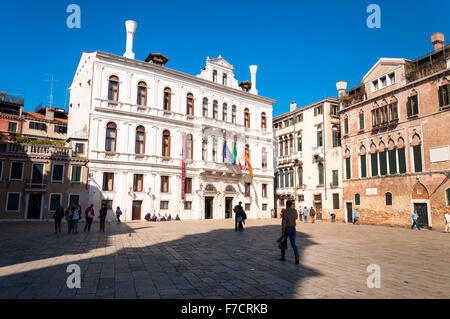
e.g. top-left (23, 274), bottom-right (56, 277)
top-left (160, 201), bottom-right (169, 210)
top-left (161, 176), bottom-right (169, 193)
top-left (372, 80), bottom-right (379, 91)
top-left (245, 183), bottom-right (250, 197)
top-left (297, 137), bottom-right (302, 152)
top-left (52, 164), bottom-right (64, 182)
top-left (8, 122), bottom-right (17, 132)
top-left (333, 193), bottom-right (340, 210)
top-left (29, 121), bottom-right (47, 131)
top-left (184, 201), bottom-right (192, 210)
top-left (413, 145), bottom-right (423, 173)
top-left (398, 148), bottom-right (407, 173)
top-left (100, 199), bottom-right (112, 209)
top-left (298, 195), bottom-right (304, 202)
top-left (345, 158), bottom-right (351, 180)
top-left (371, 153), bottom-right (378, 176)
top-left (54, 125), bottom-right (67, 134)
top-left (317, 131), bottom-right (323, 147)
top-left (318, 165), bottom-right (324, 185)
top-left (389, 103), bottom-right (398, 121)
top-left (102, 172), bottom-right (114, 191)
top-left (75, 143), bottom-right (84, 154)
top-left (185, 178), bottom-right (192, 194)
top-left (344, 118), bottom-right (349, 134)
top-left (6, 193), bottom-right (21, 211)
top-left (314, 105), bottom-right (323, 116)
top-left (298, 167), bottom-right (303, 186)
top-left (388, 149), bottom-right (397, 174)
top-left (359, 113), bottom-right (365, 130)
top-left (439, 84), bottom-right (450, 108)
top-left (447, 188), bottom-right (450, 206)
top-left (380, 76), bottom-right (387, 88)
top-left (332, 170), bottom-right (339, 186)
top-left (71, 165), bottom-right (82, 183)
top-left (379, 151), bottom-right (387, 176)
top-left (262, 184), bottom-right (267, 198)
top-left (31, 164), bottom-right (44, 184)
top-left (389, 73), bottom-right (395, 85)
top-left (262, 204), bottom-right (267, 211)
top-left (10, 162), bottom-right (24, 180)
top-left (407, 95), bottom-right (419, 117)
top-left (245, 203), bottom-right (251, 211)
top-left (360, 155), bottom-right (367, 178)
top-left (133, 174), bottom-right (144, 192)
top-left (49, 194), bottom-right (62, 212)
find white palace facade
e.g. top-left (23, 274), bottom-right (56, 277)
top-left (67, 21), bottom-right (275, 221)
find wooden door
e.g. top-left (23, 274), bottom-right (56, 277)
top-left (132, 201), bottom-right (142, 221)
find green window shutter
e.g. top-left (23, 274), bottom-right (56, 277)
top-left (379, 151), bottom-right (387, 176)
top-left (371, 153), bottom-right (378, 176)
top-left (290, 169), bottom-right (294, 187)
top-left (319, 165), bottom-right (324, 185)
top-left (359, 113), bottom-right (364, 130)
top-left (439, 86), bottom-right (444, 107)
top-left (332, 170), bottom-right (338, 185)
top-left (388, 149), bottom-right (397, 174)
top-left (346, 158), bottom-right (351, 179)
top-left (398, 148), bottom-right (406, 173)
top-left (413, 145), bottom-right (423, 172)
top-left (298, 167), bottom-right (303, 185)
top-left (285, 170), bottom-right (289, 187)
top-left (407, 97), bottom-right (412, 117)
top-left (360, 155), bottom-right (367, 178)
top-left (413, 95), bottom-right (419, 115)
top-left (355, 194), bottom-right (360, 206)
top-left (447, 188), bottom-right (450, 205)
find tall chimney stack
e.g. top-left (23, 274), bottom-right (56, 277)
top-left (290, 102), bottom-right (297, 112)
top-left (336, 81), bottom-right (348, 98)
top-left (431, 32), bottom-right (445, 52)
top-left (124, 20), bottom-right (138, 60)
top-left (249, 65), bottom-right (258, 95)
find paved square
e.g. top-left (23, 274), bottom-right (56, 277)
top-left (0, 219), bottom-right (449, 299)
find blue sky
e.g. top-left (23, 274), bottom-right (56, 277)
top-left (0, 0), bottom-right (449, 116)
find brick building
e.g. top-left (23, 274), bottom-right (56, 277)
top-left (338, 33), bottom-right (450, 230)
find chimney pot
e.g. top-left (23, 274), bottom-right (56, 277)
top-left (336, 81), bottom-right (348, 97)
top-left (124, 20), bottom-right (138, 60)
top-left (431, 32), bottom-right (445, 52)
top-left (290, 102), bottom-right (297, 112)
top-left (249, 65), bottom-right (258, 95)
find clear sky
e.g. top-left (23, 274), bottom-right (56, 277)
top-left (1, 0), bottom-right (449, 116)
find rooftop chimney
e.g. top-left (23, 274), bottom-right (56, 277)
top-left (290, 102), bottom-right (297, 112)
top-left (249, 65), bottom-right (258, 95)
top-left (124, 20), bottom-right (138, 60)
top-left (336, 81), bottom-right (348, 98)
top-left (431, 32), bottom-right (445, 52)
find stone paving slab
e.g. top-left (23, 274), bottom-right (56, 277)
top-left (0, 219), bottom-right (449, 299)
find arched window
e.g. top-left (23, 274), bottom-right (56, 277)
top-left (135, 126), bottom-right (145, 154)
top-left (212, 70), bottom-right (217, 82)
top-left (345, 149), bottom-right (351, 180)
top-left (105, 122), bottom-right (117, 152)
top-left (318, 163), bottom-right (324, 185)
top-left (446, 188), bottom-right (450, 206)
top-left (360, 146), bottom-right (367, 178)
top-left (162, 130), bottom-right (171, 157)
top-left (186, 134), bottom-right (193, 160)
top-left (388, 139), bottom-right (397, 174)
top-left (370, 143), bottom-right (378, 176)
top-left (279, 139), bottom-right (284, 157)
top-left (202, 98), bottom-right (208, 117)
top-left (284, 137), bottom-right (289, 155)
top-left (289, 135), bottom-right (293, 154)
top-left (280, 170), bottom-right (285, 188)
top-left (284, 169), bottom-right (289, 188)
top-left (289, 168), bottom-right (294, 188)
top-left (108, 76), bottom-right (119, 101)
top-left (397, 137), bottom-right (407, 173)
top-left (163, 88), bottom-right (171, 111)
top-left (222, 103), bottom-right (228, 121)
top-left (244, 108), bottom-right (250, 128)
top-left (223, 73), bottom-right (227, 86)
top-left (212, 137), bottom-right (217, 162)
top-left (298, 166), bottom-right (303, 185)
top-left (232, 105), bottom-right (236, 123)
top-left (213, 101), bottom-right (218, 119)
top-left (379, 142), bottom-right (387, 176)
top-left (186, 93), bottom-right (194, 116)
top-left (202, 138), bottom-right (207, 161)
top-left (261, 112), bottom-right (267, 130)
top-left (262, 148), bottom-right (267, 168)
top-left (137, 82), bottom-right (147, 106)
top-left (385, 192), bottom-right (393, 206)
top-left (412, 134), bottom-right (423, 173)
top-left (355, 193), bottom-right (360, 206)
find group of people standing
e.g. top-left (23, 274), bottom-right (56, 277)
top-left (298, 207), bottom-right (316, 223)
top-left (52, 203), bottom-right (111, 234)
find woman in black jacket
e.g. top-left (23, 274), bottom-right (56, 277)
top-left (53, 205), bottom-right (65, 234)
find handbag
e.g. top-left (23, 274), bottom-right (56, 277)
top-left (277, 236), bottom-right (288, 250)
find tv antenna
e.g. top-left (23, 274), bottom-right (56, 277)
top-left (44, 74), bottom-right (59, 108)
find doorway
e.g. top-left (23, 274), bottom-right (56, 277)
top-left (205, 197), bottom-right (214, 219)
top-left (414, 203), bottom-right (429, 228)
top-left (27, 194), bottom-right (42, 219)
top-left (225, 198), bottom-right (233, 219)
top-left (346, 202), bottom-right (353, 223)
top-left (132, 201), bottom-right (142, 221)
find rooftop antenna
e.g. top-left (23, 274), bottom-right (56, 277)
top-left (64, 83), bottom-right (69, 110)
top-left (44, 74), bottom-right (59, 108)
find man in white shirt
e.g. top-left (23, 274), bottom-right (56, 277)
top-left (444, 213), bottom-right (450, 233)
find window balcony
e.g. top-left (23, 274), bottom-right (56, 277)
top-left (2, 143), bottom-right (72, 158)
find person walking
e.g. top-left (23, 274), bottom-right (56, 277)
top-left (353, 209), bottom-right (360, 225)
top-left (444, 212), bottom-right (450, 233)
top-left (302, 207), bottom-right (308, 223)
top-left (84, 204), bottom-right (95, 232)
top-left (234, 202), bottom-right (244, 232)
top-left (299, 208), bottom-right (304, 222)
top-left (280, 200), bottom-right (300, 264)
top-left (66, 206), bottom-right (73, 233)
top-left (116, 206), bottom-right (122, 224)
top-left (409, 210), bottom-right (420, 231)
top-left (53, 205), bottom-right (65, 233)
top-left (310, 207), bottom-right (316, 224)
top-left (71, 205), bottom-right (80, 234)
top-left (99, 204), bottom-right (108, 232)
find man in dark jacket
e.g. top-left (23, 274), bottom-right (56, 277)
top-left (53, 205), bottom-right (65, 233)
top-left (99, 204), bottom-right (108, 232)
top-left (234, 202), bottom-right (244, 232)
